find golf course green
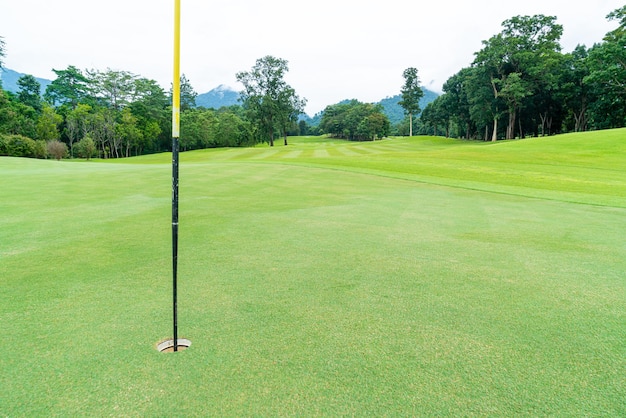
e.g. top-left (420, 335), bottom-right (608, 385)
top-left (1, 130), bottom-right (624, 415)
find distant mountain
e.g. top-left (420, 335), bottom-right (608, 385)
top-left (0, 68), bottom-right (51, 95)
top-left (195, 84), bottom-right (240, 109)
top-left (378, 89), bottom-right (439, 125)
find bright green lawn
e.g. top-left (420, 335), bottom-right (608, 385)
top-left (1, 131), bottom-right (625, 415)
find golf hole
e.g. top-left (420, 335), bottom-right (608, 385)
top-left (157, 338), bottom-right (191, 353)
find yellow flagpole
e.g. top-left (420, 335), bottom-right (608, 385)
top-left (172, 0), bottom-right (181, 138)
top-left (171, 0), bottom-right (181, 352)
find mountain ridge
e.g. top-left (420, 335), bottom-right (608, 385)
top-left (196, 84), bottom-right (240, 109)
top-left (0, 68), bottom-right (51, 95)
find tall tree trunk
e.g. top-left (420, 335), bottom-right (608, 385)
top-left (506, 109), bottom-right (516, 139)
top-left (490, 78), bottom-right (500, 143)
top-left (546, 116), bottom-right (553, 135)
top-left (268, 114), bottom-right (274, 147)
top-left (409, 114), bottom-right (413, 137)
top-left (574, 106), bottom-right (587, 132)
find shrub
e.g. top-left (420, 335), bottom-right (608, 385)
top-left (2, 134), bottom-right (40, 158)
top-left (0, 134), bottom-right (8, 156)
top-left (75, 135), bottom-right (97, 160)
top-left (33, 140), bottom-right (47, 159)
top-left (46, 140), bottom-right (68, 160)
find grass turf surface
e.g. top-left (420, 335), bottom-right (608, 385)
top-left (1, 131), bottom-right (625, 415)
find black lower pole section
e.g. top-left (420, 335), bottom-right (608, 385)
top-left (172, 136), bottom-right (180, 352)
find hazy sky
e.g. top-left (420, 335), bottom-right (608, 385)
top-left (1, 0), bottom-right (623, 114)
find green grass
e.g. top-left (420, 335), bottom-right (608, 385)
top-left (1, 131), bottom-right (625, 415)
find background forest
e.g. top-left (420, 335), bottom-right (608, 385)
top-left (1, 7), bottom-right (625, 159)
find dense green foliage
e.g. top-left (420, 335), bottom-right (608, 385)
top-left (421, 8), bottom-right (626, 139)
top-left (0, 133), bottom-right (46, 158)
top-left (179, 106), bottom-right (254, 149)
top-left (0, 64), bottom-right (258, 159)
top-left (0, 66), bottom-right (173, 158)
top-left (319, 100), bottom-right (390, 140)
top-left (1, 131), bottom-right (624, 415)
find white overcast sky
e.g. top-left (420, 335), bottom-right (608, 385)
top-left (1, 0), bottom-right (624, 114)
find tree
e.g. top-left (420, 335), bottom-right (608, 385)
top-left (65, 103), bottom-right (92, 157)
top-left (129, 78), bottom-right (169, 153)
top-left (0, 36), bottom-right (5, 71)
top-left (276, 86), bottom-right (306, 145)
top-left (464, 64), bottom-right (503, 141)
top-left (398, 67), bottom-right (424, 136)
top-left (174, 74), bottom-right (197, 111)
top-left (44, 66), bottom-right (91, 109)
top-left (320, 100), bottom-right (390, 141)
top-left (473, 15), bottom-right (563, 140)
top-left (442, 68), bottom-right (475, 138)
top-left (214, 110), bottom-right (253, 147)
top-left (116, 107), bottom-right (143, 157)
top-left (17, 75), bottom-right (42, 112)
top-left (237, 56), bottom-right (302, 147)
top-left (0, 90), bottom-right (38, 138)
top-left (298, 120), bottom-right (308, 135)
top-left (585, 7), bottom-right (626, 129)
top-left (499, 72), bottom-right (531, 139)
top-left (75, 134), bottom-right (97, 160)
top-left (36, 104), bottom-right (62, 142)
top-left (179, 108), bottom-right (217, 150)
top-left (420, 98), bottom-right (450, 137)
top-left (89, 68), bottom-right (137, 110)
top-left (560, 45), bottom-right (590, 132)
top-left (89, 107), bottom-right (116, 158)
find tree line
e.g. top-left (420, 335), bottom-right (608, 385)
top-left (0, 62), bottom-right (258, 159)
top-left (0, 53), bottom-right (312, 159)
top-left (415, 7), bottom-right (626, 140)
top-left (1, 6), bottom-right (625, 159)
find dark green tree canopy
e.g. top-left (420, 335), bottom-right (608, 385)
top-left (470, 14), bottom-right (564, 140)
top-left (17, 74), bottom-right (42, 112)
top-left (320, 100), bottom-right (390, 141)
top-left (44, 66), bottom-right (90, 109)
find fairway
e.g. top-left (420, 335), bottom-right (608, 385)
top-left (1, 132), bottom-right (625, 415)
